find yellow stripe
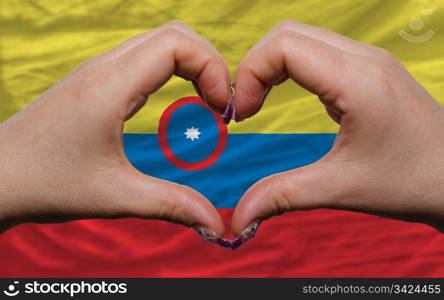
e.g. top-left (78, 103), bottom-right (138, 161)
top-left (1, 0), bottom-right (443, 133)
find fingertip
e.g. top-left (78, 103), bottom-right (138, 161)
top-left (196, 57), bottom-right (231, 114)
top-left (231, 177), bottom-right (275, 236)
top-left (232, 163), bottom-right (344, 236)
top-left (117, 172), bottom-right (225, 236)
top-left (172, 184), bottom-right (225, 236)
top-left (234, 68), bottom-right (269, 119)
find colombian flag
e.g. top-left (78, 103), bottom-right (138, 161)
top-left (1, 0), bottom-right (444, 277)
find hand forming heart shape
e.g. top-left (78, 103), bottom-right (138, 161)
top-left (1, 20), bottom-right (444, 250)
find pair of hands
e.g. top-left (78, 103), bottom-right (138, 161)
top-left (1, 20), bottom-right (444, 241)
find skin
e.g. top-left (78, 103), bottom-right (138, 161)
top-left (231, 20), bottom-right (444, 236)
top-left (0, 21), bottom-right (229, 235)
top-left (1, 20), bottom-right (444, 240)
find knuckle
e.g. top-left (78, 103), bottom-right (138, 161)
top-left (354, 55), bottom-right (397, 97)
top-left (70, 55), bottom-right (101, 75)
top-left (128, 30), bottom-right (152, 43)
top-left (153, 27), bottom-right (187, 47)
top-left (364, 67), bottom-right (389, 90)
top-left (83, 68), bottom-right (108, 85)
top-left (71, 64), bottom-right (112, 97)
top-left (156, 198), bottom-right (182, 223)
top-left (160, 26), bottom-right (184, 38)
top-left (275, 19), bottom-right (297, 31)
top-left (366, 59), bottom-right (392, 82)
top-left (274, 29), bottom-right (298, 50)
top-left (371, 46), bottom-right (398, 63)
top-left (156, 185), bottom-right (188, 223)
top-left (272, 192), bottom-right (294, 216)
top-left (164, 19), bottom-right (191, 30)
top-left (263, 175), bottom-right (296, 216)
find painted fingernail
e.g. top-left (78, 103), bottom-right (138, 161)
top-left (194, 226), bottom-right (236, 250)
top-left (264, 84), bottom-right (272, 98)
top-left (234, 114), bottom-right (245, 122)
top-left (194, 220), bottom-right (262, 250)
top-left (231, 81), bottom-right (247, 123)
top-left (222, 83), bottom-right (236, 125)
top-left (230, 220), bottom-right (262, 250)
top-left (216, 237), bottom-right (233, 249)
top-left (239, 220), bottom-right (262, 243)
top-left (230, 237), bottom-right (243, 250)
top-left (193, 225), bottom-right (218, 244)
top-left (222, 101), bottom-right (234, 125)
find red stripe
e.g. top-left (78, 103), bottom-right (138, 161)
top-left (1, 209), bottom-right (444, 277)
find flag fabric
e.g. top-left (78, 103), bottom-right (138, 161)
top-left (1, 0), bottom-right (444, 277)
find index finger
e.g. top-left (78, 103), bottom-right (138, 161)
top-left (107, 23), bottom-right (231, 117)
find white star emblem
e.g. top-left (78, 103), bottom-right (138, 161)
top-left (184, 126), bottom-right (200, 141)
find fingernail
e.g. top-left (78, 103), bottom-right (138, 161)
top-left (263, 84), bottom-right (272, 100)
top-left (216, 237), bottom-right (233, 249)
top-left (230, 237), bottom-right (243, 250)
top-left (194, 226), bottom-right (237, 250)
top-left (234, 114), bottom-right (245, 122)
top-left (230, 220), bottom-right (262, 250)
top-left (193, 225), bottom-right (218, 244)
top-left (239, 219), bottom-right (262, 244)
top-left (194, 220), bottom-right (262, 250)
top-left (231, 81), bottom-right (250, 123)
top-left (222, 101), bottom-right (234, 125)
top-left (222, 83), bottom-right (236, 125)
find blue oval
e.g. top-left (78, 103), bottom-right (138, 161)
top-left (166, 103), bottom-right (219, 163)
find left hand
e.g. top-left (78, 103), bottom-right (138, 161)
top-left (0, 21), bottom-right (229, 235)
top-left (231, 20), bottom-right (444, 236)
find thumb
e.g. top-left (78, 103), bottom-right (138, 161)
top-left (103, 168), bottom-right (225, 236)
top-left (231, 160), bottom-right (347, 236)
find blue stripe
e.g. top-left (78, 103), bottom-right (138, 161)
top-left (124, 133), bottom-right (336, 208)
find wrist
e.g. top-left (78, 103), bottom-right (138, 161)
top-left (0, 178), bottom-right (21, 233)
top-left (0, 124), bottom-right (26, 233)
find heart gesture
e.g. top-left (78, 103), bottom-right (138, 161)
top-left (1, 21), bottom-right (444, 250)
